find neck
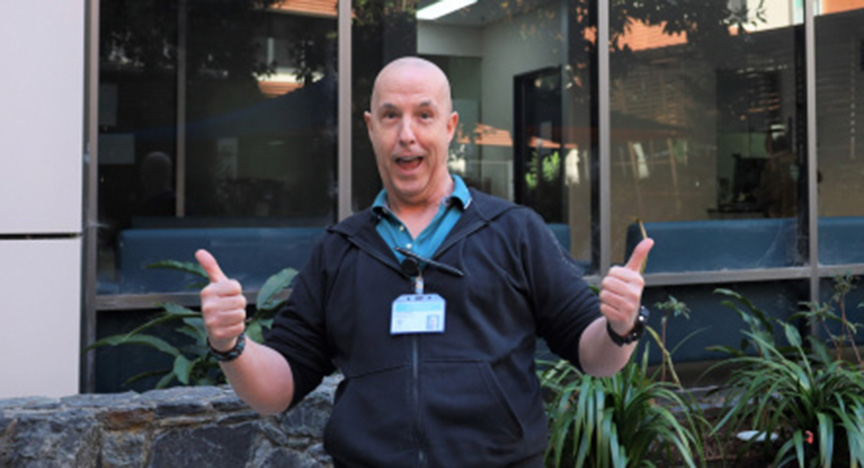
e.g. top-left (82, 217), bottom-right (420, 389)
top-left (389, 175), bottom-right (454, 237)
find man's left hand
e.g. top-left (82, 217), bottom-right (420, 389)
top-left (599, 238), bottom-right (654, 337)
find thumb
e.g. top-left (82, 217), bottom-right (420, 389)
top-left (195, 249), bottom-right (228, 283)
top-left (625, 238), bottom-right (654, 273)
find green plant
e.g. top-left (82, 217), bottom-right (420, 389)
top-left (653, 295), bottom-right (691, 383)
top-left (796, 273), bottom-right (862, 365)
top-left (707, 288), bottom-right (864, 467)
top-left (86, 260), bottom-right (296, 389)
top-left (539, 346), bottom-right (707, 467)
top-left (525, 149), bottom-right (561, 190)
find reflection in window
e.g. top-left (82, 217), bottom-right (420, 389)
top-left (353, 0), bottom-right (597, 270)
top-left (97, 0), bottom-right (337, 293)
top-left (817, 3), bottom-right (864, 265)
top-left (611, 0), bottom-right (805, 272)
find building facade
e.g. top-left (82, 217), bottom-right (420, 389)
top-left (2, 0), bottom-right (863, 396)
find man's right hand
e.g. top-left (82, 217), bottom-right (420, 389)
top-left (196, 249), bottom-right (247, 353)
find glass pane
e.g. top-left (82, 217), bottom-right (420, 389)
top-left (611, 1), bottom-right (805, 273)
top-left (641, 280), bottom-right (807, 369)
top-left (352, 0), bottom-right (595, 272)
top-left (817, 275), bottom-right (864, 346)
top-left (816, 3), bottom-right (864, 265)
top-left (98, 1), bottom-right (338, 294)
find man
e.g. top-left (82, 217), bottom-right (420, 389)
top-left (197, 56), bottom-right (653, 466)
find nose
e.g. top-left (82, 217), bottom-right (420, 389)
top-left (398, 119), bottom-right (416, 146)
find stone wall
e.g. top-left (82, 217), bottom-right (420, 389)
top-left (0, 376), bottom-right (338, 468)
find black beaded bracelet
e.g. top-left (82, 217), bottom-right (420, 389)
top-left (208, 332), bottom-right (246, 362)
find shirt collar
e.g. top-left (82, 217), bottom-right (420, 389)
top-left (372, 174), bottom-right (472, 216)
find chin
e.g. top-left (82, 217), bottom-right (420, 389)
top-left (392, 185), bottom-right (428, 203)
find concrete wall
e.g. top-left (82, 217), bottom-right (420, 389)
top-left (0, 2), bottom-right (85, 397)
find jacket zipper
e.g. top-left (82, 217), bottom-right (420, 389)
top-left (412, 334), bottom-right (427, 467)
top-left (340, 210), bottom-right (493, 466)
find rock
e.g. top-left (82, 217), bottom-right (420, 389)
top-left (0, 379), bottom-right (338, 467)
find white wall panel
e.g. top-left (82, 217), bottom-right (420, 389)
top-left (0, 239), bottom-right (81, 398)
top-left (0, 1), bottom-right (84, 234)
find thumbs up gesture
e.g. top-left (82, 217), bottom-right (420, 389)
top-left (196, 249), bottom-right (247, 352)
top-left (599, 238), bottom-right (654, 337)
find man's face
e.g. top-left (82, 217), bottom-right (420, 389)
top-left (364, 61), bottom-right (458, 208)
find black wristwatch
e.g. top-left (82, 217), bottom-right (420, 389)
top-left (606, 306), bottom-right (649, 346)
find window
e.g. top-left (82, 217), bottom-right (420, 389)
top-left (609, 0), bottom-right (804, 272)
top-left (816, 4), bottom-right (864, 265)
top-left (351, 0), bottom-right (597, 270)
top-left (97, 0), bottom-right (338, 294)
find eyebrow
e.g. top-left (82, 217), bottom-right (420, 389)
top-left (376, 100), bottom-right (438, 113)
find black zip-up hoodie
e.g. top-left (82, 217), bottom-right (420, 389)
top-left (265, 189), bottom-right (600, 467)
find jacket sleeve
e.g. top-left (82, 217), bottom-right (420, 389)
top-left (518, 209), bottom-right (601, 371)
top-left (264, 236), bottom-right (337, 408)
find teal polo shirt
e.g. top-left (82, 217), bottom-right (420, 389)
top-left (372, 175), bottom-right (472, 262)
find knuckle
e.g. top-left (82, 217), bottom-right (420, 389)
top-left (209, 329), bottom-right (230, 341)
top-left (201, 305), bottom-right (215, 318)
top-left (200, 285), bottom-right (216, 299)
top-left (226, 296), bottom-right (244, 311)
top-left (203, 317), bottom-right (219, 332)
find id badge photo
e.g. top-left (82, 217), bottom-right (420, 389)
top-left (390, 293), bottom-right (446, 335)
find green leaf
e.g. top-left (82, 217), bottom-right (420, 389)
top-left (176, 322), bottom-right (207, 346)
top-left (115, 304), bottom-right (199, 340)
top-left (155, 372), bottom-right (176, 389)
top-left (781, 320), bottom-right (802, 348)
top-left (162, 302), bottom-right (199, 317)
top-left (173, 354), bottom-right (194, 385)
top-left (714, 288), bottom-right (774, 336)
top-left (246, 320), bottom-right (264, 343)
top-left (123, 369), bottom-right (171, 387)
top-left (817, 412), bottom-right (835, 468)
top-left (541, 357), bottom-right (704, 468)
top-left (146, 259), bottom-right (208, 279)
top-left (86, 334), bottom-right (181, 357)
top-left (256, 267), bottom-right (298, 311)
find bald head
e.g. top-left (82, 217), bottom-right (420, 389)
top-left (364, 56), bottom-right (459, 211)
top-left (370, 57), bottom-right (453, 114)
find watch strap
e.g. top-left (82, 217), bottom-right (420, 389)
top-left (606, 306), bottom-right (649, 346)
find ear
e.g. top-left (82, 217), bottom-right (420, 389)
top-left (364, 111), bottom-right (374, 138)
top-left (446, 111), bottom-right (459, 143)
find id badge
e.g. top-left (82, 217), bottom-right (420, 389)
top-left (390, 293), bottom-right (446, 334)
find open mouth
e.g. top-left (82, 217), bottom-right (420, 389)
top-left (395, 155), bottom-right (424, 170)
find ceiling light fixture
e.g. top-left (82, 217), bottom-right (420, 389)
top-left (416, 0), bottom-right (478, 21)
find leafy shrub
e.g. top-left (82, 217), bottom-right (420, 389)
top-left (707, 288), bottom-right (864, 467)
top-left (539, 348), bottom-right (707, 467)
top-left (86, 260), bottom-right (296, 389)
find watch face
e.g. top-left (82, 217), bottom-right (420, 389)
top-left (606, 307), bottom-right (650, 346)
top-left (630, 307), bottom-right (649, 340)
